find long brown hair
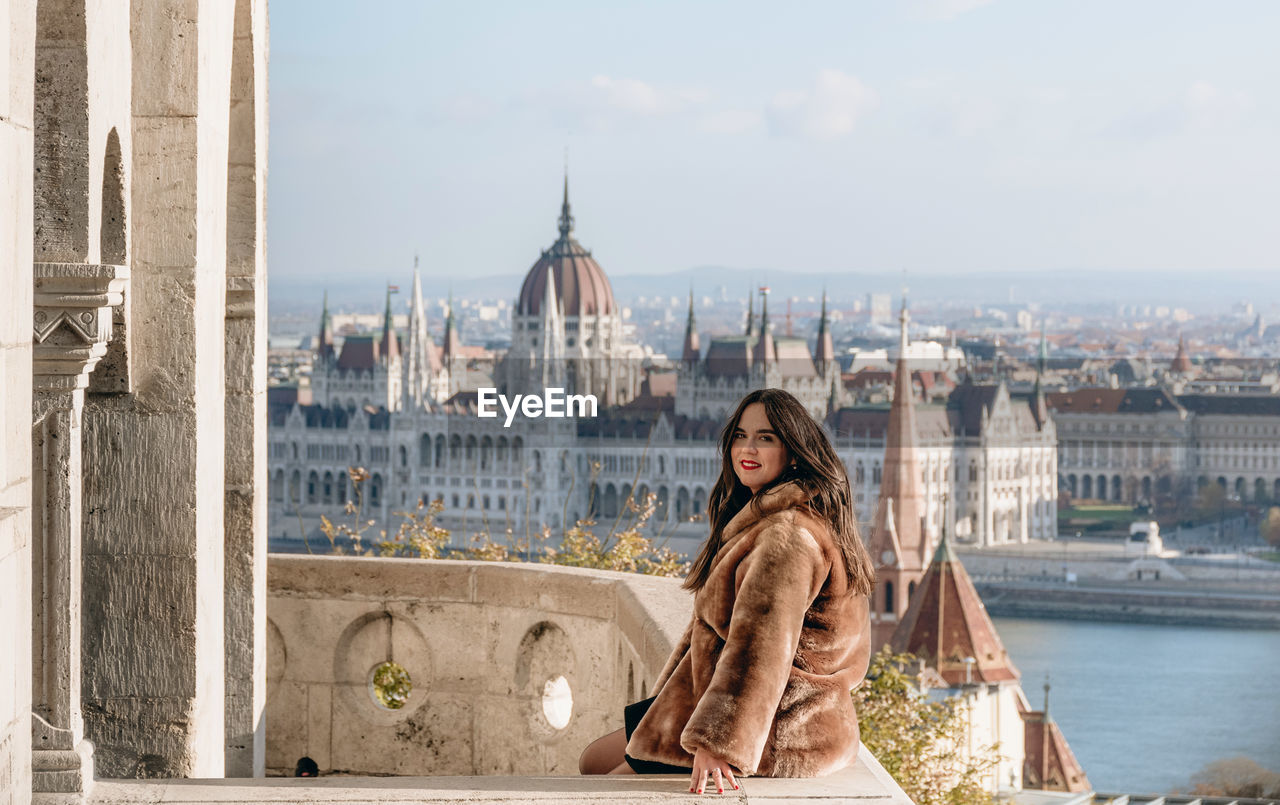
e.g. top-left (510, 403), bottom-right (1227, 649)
top-left (683, 388), bottom-right (874, 597)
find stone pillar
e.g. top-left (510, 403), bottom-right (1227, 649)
top-left (222, 0), bottom-right (268, 777)
top-left (30, 263), bottom-right (128, 802)
top-left (79, 0), bottom-right (235, 777)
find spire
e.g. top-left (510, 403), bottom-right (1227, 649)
top-left (380, 284), bottom-right (399, 365)
top-left (1022, 670), bottom-right (1091, 792)
top-left (744, 286), bottom-right (755, 337)
top-left (898, 294), bottom-right (910, 358)
top-left (682, 288), bottom-right (700, 364)
top-left (867, 293), bottom-right (927, 597)
top-left (403, 257), bottom-right (433, 409)
top-left (890, 534), bottom-right (1020, 685)
top-left (557, 171), bottom-right (574, 239)
top-left (1031, 326), bottom-right (1050, 429)
top-left (753, 286), bottom-right (775, 365)
top-left (317, 290), bottom-right (335, 362)
top-left (540, 268), bottom-right (566, 389)
top-left (442, 288), bottom-right (461, 360)
top-left (814, 289), bottom-right (834, 370)
top-left (1171, 334), bottom-right (1192, 374)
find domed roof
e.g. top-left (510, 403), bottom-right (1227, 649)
top-left (516, 179), bottom-right (616, 318)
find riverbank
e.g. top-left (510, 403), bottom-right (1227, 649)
top-left (959, 538), bottom-right (1280, 628)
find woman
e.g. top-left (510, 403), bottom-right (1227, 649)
top-left (579, 388), bottom-right (875, 794)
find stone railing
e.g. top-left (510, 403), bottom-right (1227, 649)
top-left (259, 555), bottom-right (912, 804)
top-left (265, 556), bottom-right (691, 776)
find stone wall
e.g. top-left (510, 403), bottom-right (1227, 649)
top-left (265, 557), bottom-right (692, 776)
top-left (2, 6), bottom-right (37, 804)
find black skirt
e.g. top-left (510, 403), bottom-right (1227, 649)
top-left (623, 696), bottom-right (693, 774)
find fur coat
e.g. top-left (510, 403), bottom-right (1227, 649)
top-left (625, 480), bottom-right (871, 777)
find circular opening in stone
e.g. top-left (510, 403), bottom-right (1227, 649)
top-left (369, 661), bottom-right (412, 710)
top-left (542, 674), bottom-right (573, 729)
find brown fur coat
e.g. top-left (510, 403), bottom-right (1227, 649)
top-left (626, 481), bottom-right (871, 777)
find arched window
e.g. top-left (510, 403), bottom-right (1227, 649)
top-left (289, 471), bottom-right (301, 505)
top-left (604, 484), bottom-right (618, 519)
top-left (855, 462), bottom-right (865, 484)
top-left (323, 471), bottom-right (334, 504)
top-left (371, 473), bottom-right (383, 507)
top-left (496, 436), bottom-right (509, 466)
top-left (337, 471), bottom-right (348, 504)
top-left (465, 435), bottom-right (477, 469)
top-left (434, 434), bottom-right (445, 469)
top-left (480, 436), bottom-right (493, 470)
top-left (512, 436), bottom-right (524, 469)
top-left (399, 445), bottom-right (408, 468)
top-left (419, 434), bottom-right (431, 467)
top-left (272, 469), bottom-right (284, 503)
top-left (450, 434), bottom-right (462, 464)
top-left (883, 581), bottom-right (895, 614)
top-left (307, 471), bottom-right (319, 504)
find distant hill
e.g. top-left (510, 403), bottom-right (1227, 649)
top-left (268, 267), bottom-right (1279, 315)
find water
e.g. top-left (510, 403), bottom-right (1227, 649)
top-left (993, 617), bottom-right (1280, 794)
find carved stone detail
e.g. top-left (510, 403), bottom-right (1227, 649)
top-left (226, 274), bottom-right (257, 320)
top-left (32, 263), bottom-right (129, 392)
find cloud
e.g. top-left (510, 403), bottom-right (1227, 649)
top-left (1184, 80), bottom-right (1254, 129)
top-left (588, 75), bottom-right (707, 117)
top-left (766, 70), bottom-right (879, 140)
top-left (909, 0), bottom-right (995, 22)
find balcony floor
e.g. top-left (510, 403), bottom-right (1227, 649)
top-left (87, 761), bottom-right (911, 804)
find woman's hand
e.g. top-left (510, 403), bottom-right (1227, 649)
top-left (689, 747), bottom-right (739, 794)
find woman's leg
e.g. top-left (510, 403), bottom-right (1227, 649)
top-left (579, 728), bottom-right (628, 775)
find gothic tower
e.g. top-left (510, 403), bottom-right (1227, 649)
top-left (866, 298), bottom-right (929, 648)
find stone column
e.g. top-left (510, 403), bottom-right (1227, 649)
top-left (30, 263), bottom-right (128, 802)
top-left (222, 0), bottom-right (268, 777)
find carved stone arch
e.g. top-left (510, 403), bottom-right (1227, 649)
top-left (100, 127), bottom-right (127, 264)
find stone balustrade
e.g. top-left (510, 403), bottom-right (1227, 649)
top-left (246, 555), bottom-right (912, 805)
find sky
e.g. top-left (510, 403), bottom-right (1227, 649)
top-left (269, 1), bottom-right (1279, 290)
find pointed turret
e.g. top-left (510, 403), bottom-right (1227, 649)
top-left (380, 284), bottom-right (400, 365)
top-left (1022, 675), bottom-right (1091, 791)
top-left (682, 289), bottom-right (700, 364)
top-left (402, 256), bottom-right (433, 410)
top-left (866, 296), bottom-right (926, 646)
top-left (540, 268), bottom-right (566, 389)
top-left (1031, 327), bottom-right (1050, 430)
top-left (317, 291), bottom-right (336, 363)
top-left (442, 289), bottom-right (461, 362)
top-left (744, 286), bottom-right (755, 337)
top-left (890, 536), bottom-right (1020, 685)
top-left (753, 286), bottom-right (776, 365)
top-left (1171, 334), bottom-right (1192, 374)
top-left (557, 171), bottom-right (574, 240)
top-left (814, 290), bottom-right (834, 371)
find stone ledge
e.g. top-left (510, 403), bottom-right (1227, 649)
top-left (88, 758), bottom-right (912, 804)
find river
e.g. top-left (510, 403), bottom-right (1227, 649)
top-left (992, 617), bottom-right (1280, 794)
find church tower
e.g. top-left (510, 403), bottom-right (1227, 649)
top-left (866, 298), bottom-right (929, 648)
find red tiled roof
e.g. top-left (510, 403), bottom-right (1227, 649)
top-left (891, 538), bottom-right (1020, 685)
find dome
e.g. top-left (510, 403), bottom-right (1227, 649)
top-left (516, 180), bottom-right (616, 318)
